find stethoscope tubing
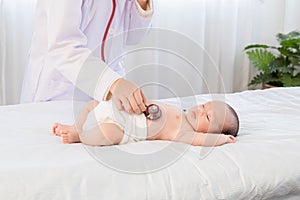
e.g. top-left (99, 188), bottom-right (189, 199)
top-left (101, 0), bottom-right (161, 121)
top-left (101, 0), bottom-right (116, 62)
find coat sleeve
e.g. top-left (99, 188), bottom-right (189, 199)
top-left (45, 0), bottom-right (121, 101)
top-left (125, 0), bottom-right (154, 45)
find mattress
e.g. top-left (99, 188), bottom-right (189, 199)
top-left (0, 87), bottom-right (300, 200)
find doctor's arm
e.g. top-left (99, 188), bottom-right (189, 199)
top-left (46, 0), bottom-right (120, 101)
top-left (46, 0), bottom-right (146, 113)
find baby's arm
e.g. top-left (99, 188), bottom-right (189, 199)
top-left (193, 133), bottom-right (235, 146)
top-left (175, 131), bottom-right (236, 146)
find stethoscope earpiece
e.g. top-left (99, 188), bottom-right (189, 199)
top-left (143, 104), bottom-right (161, 120)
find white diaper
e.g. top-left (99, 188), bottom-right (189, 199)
top-left (93, 100), bottom-right (148, 144)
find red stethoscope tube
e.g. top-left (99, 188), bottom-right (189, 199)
top-left (101, 0), bottom-right (116, 62)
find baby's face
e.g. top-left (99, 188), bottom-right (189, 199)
top-left (186, 101), bottom-right (229, 133)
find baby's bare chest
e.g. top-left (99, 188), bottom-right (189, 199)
top-left (146, 104), bottom-right (190, 140)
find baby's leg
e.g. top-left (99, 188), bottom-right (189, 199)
top-left (52, 100), bottom-right (99, 137)
top-left (79, 123), bottom-right (124, 146)
top-left (54, 122), bottom-right (124, 145)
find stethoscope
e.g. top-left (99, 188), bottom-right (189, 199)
top-left (102, 1), bottom-right (161, 121)
top-left (101, 0), bottom-right (116, 62)
top-left (143, 104), bottom-right (162, 120)
top-left (143, 104), bottom-right (186, 120)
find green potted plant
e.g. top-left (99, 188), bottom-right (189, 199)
top-left (245, 30), bottom-right (300, 88)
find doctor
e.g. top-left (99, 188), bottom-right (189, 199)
top-left (20, 0), bottom-right (153, 114)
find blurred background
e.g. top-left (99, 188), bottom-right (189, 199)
top-left (0, 0), bottom-right (299, 104)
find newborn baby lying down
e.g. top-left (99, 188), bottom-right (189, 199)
top-left (52, 99), bottom-right (239, 147)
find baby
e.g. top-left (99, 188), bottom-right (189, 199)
top-left (52, 99), bottom-right (239, 147)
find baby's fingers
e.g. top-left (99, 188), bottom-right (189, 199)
top-left (228, 135), bottom-right (236, 143)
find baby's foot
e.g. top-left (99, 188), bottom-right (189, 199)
top-left (53, 123), bottom-right (81, 144)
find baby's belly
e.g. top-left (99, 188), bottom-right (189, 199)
top-left (145, 109), bottom-right (182, 140)
top-left (146, 118), bottom-right (166, 139)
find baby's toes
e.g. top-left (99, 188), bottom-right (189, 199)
top-left (56, 125), bottom-right (65, 136)
top-left (52, 123), bottom-right (59, 134)
top-left (61, 133), bottom-right (69, 144)
top-left (53, 123), bottom-right (62, 136)
top-left (59, 125), bottom-right (72, 135)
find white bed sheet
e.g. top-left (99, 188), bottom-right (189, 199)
top-left (0, 87), bottom-right (300, 200)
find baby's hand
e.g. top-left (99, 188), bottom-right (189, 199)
top-left (225, 135), bottom-right (236, 143)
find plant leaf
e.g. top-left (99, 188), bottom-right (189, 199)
top-left (244, 44), bottom-right (270, 50)
top-left (281, 73), bottom-right (300, 87)
top-left (269, 57), bottom-right (293, 73)
top-left (248, 72), bottom-right (281, 86)
top-left (246, 49), bottom-right (276, 71)
top-left (280, 39), bottom-right (300, 49)
top-left (277, 31), bottom-right (300, 43)
top-left (290, 56), bottom-right (300, 66)
top-left (277, 47), bottom-right (295, 57)
top-left (248, 72), bottom-right (265, 86)
top-left (246, 30), bottom-right (300, 87)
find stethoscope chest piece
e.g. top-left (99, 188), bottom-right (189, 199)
top-left (143, 104), bottom-right (161, 120)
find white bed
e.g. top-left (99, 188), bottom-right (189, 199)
top-left (0, 87), bottom-right (300, 200)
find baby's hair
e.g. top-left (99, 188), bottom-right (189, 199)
top-left (222, 104), bottom-right (239, 137)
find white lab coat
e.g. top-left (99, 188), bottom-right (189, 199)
top-left (20, 0), bottom-right (153, 103)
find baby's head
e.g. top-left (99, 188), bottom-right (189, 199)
top-left (186, 101), bottom-right (239, 137)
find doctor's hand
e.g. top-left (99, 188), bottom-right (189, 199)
top-left (109, 78), bottom-right (147, 114)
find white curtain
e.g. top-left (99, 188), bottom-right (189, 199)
top-left (0, 0), bottom-right (5, 104)
top-left (125, 0), bottom-right (300, 99)
top-left (0, 0), bottom-right (36, 105)
top-left (1, 0), bottom-right (300, 104)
